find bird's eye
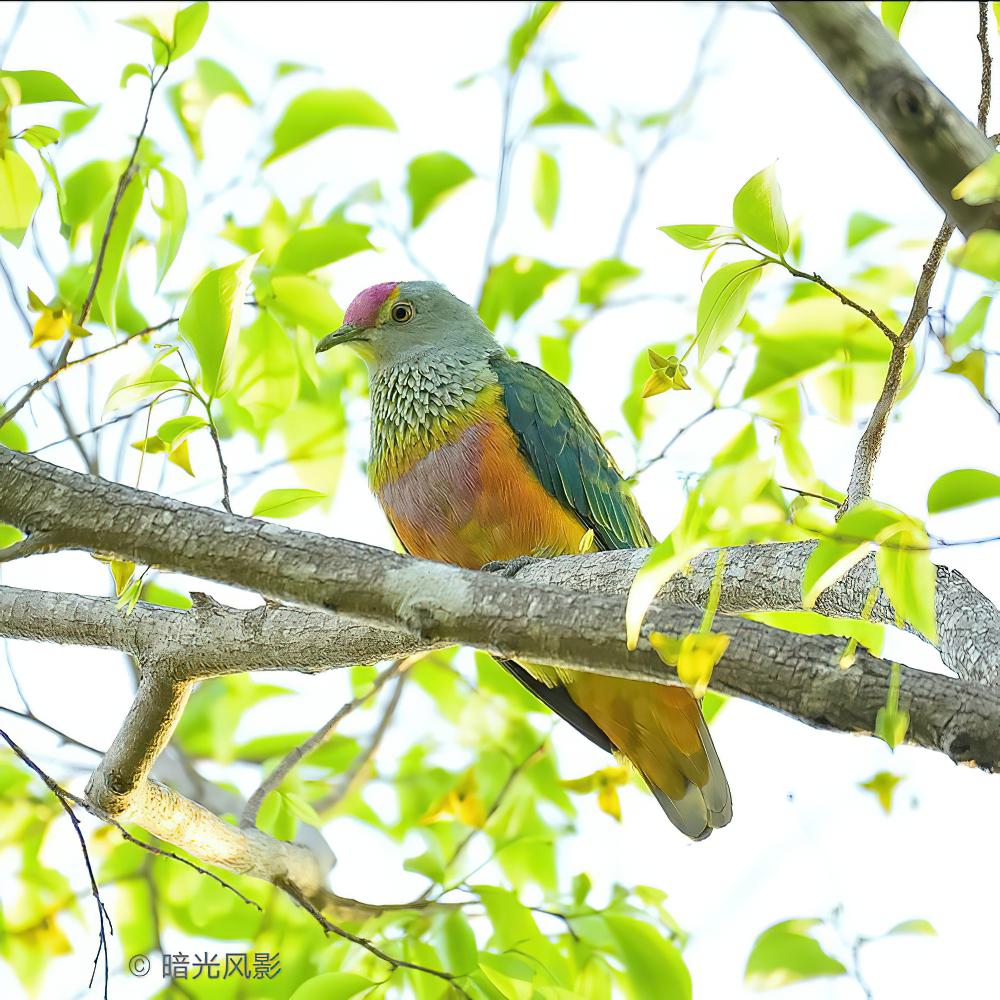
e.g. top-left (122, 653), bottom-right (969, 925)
top-left (390, 301), bottom-right (414, 323)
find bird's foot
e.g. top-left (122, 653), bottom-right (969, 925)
top-left (481, 555), bottom-right (540, 579)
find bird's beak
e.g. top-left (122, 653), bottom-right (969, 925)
top-left (316, 323), bottom-right (364, 354)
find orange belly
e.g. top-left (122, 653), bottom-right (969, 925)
top-left (377, 417), bottom-right (587, 569)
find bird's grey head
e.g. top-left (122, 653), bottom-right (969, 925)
top-left (315, 280), bottom-right (496, 369)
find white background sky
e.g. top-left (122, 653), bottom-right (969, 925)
top-left (1, 2), bottom-right (998, 998)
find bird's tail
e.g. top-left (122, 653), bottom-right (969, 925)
top-left (568, 674), bottom-right (732, 840)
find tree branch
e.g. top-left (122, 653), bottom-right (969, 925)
top-left (772, 1), bottom-right (1000, 237)
top-left (3, 445), bottom-right (1000, 917)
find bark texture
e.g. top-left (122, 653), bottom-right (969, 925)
top-left (773, 1), bottom-right (1000, 237)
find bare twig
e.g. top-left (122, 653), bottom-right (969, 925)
top-left (426, 739), bottom-right (549, 901)
top-left (241, 659), bottom-right (412, 827)
top-left (837, 0), bottom-right (995, 515)
top-left (0, 730), bottom-right (113, 1000)
top-left (780, 260), bottom-right (899, 343)
top-left (978, 2), bottom-right (992, 133)
top-left (207, 419), bottom-right (233, 513)
top-left (613, 5), bottom-right (723, 257)
top-left (279, 878), bottom-right (472, 997)
top-left (0, 318), bottom-right (177, 432)
top-left (316, 671), bottom-right (406, 814)
top-left (0, 704), bottom-right (103, 756)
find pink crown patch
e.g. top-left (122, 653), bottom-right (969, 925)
top-left (344, 282), bottom-right (399, 328)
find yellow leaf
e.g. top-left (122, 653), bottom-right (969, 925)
top-left (597, 781), bottom-right (622, 821)
top-left (109, 559), bottom-right (135, 596)
top-left (677, 632), bottom-right (729, 697)
top-left (649, 632), bottom-right (683, 666)
top-left (29, 308), bottom-right (69, 347)
top-left (167, 438), bottom-right (195, 476)
top-left (422, 770), bottom-right (486, 827)
top-left (859, 770), bottom-right (903, 814)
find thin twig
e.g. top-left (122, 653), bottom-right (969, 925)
top-left (479, 65), bottom-right (519, 297)
top-left (839, 219), bottom-right (955, 513)
top-left (613, 5), bottom-right (723, 257)
top-left (424, 739), bottom-right (549, 903)
top-left (316, 671), bottom-right (406, 814)
top-left (0, 730), bottom-right (113, 1000)
top-left (207, 420), bottom-right (233, 514)
top-left (0, 704), bottom-right (104, 756)
top-left (777, 258), bottom-right (899, 343)
top-left (279, 878), bottom-right (472, 997)
top-left (630, 354), bottom-right (739, 479)
top-left (241, 658), bottom-right (412, 827)
top-left (978, 2), bottom-right (992, 133)
top-left (0, 319), bottom-right (177, 432)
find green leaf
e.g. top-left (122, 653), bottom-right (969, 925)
top-left (91, 173), bottom-right (143, 332)
top-left (266, 88), bottom-right (396, 164)
top-left (508, 2), bottom-right (560, 72)
top-left (171, 2), bottom-right (209, 61)
top-left (179, 253), bottom-right (258, 397)
top-left (532, 100), bottom-right (594, 128)
top-left (153, 167), bottom-right (187, 287)
top-left (0, 70), bottom-right (84, 105)
top-left (59, 104), bottom-right (100, 137)
top-left (19, 125), bottom-right (59, 149)
top-left (406, 151), bottom-right (475, 228)
top-left (947, 295), bottom-right (990, 354)
top-left (732, 164), bottom-right (789, 256)
top-left (876, 519), bottom-right (937, 642)
top-left (282, 791), bottom-right (321, 827)
top-left (289, 973), bottom-right (375, 1000)
top-left (533, 149), bottom-right (559, 228)
top-left (578, 258), bottom-right (640, 307)
top-left (168, 59), bottom-right (252, 159)
top-left (659, 224), bottom-right (738, 250)
top-left (62, 159), bottom-right (116, 232)
top-left (605, 916), bottom-right (691, 1000)
top-left (539, 334), bottom-right (571, 382)
top-left (251, 488), bottom-right (327, 519)
top-left (478, 255), bottom-right (566, 329)
top-left (802, 501), bottom-right (899, 607)
top-left (274, 219), bottom-right (373, 274)
top-left (745, 919), bottom-right (847, 991)
top-left (104, 362), bottom-right (183, 412)
top-left (887, 919), bottom-right (936, 937)
top-left (846, 211), bottom-right (891, 247)
top-left (267, 274), bottom-right (342, 337)
top-left (928, 468), bottom-right (1000, 513)
top-left (0, 149), bottom-right (40, 246)
top-left (881, 1), bottom-right (910, 37)
top-left (156, 415), bottom-right (207, 446)
top-left (948, 230), bottom-right (1000, 281)
top-left (140, 581), bottom-right (192, 609)
top-left (944, 349), bottom-right (988, 400)
top-left (235, 312), bottom-right (299, 430)
top-left (436, 910), bottom-right (478, 975)
top-left (802, 537), bottom-right (871, 609)
top-left (952, 152), bottom-right (1000, 205)
top-left (696, 259), bottom-right (765, 364)
top-left (742, 610), bottom-right (883, 656)
top-left (120, 63), bottom-right (150, 88)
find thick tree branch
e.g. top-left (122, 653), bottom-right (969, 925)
top-left (2, 447), bottom-right (997, 681)
top-left (773, 1), bottom-right (1000, 237)
top-left (3, 445), bottom-right (1000, 912)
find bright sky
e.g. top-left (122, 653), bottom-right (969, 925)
top-left (1, 3), bottom-right (997, 999)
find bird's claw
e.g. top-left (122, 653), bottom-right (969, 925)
top-left (481, 555), bottom-right (539, 579)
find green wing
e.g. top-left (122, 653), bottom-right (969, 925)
top-left (492, 355), bottom-right (655, 551)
